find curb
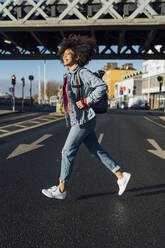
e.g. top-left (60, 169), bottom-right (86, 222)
top-left (147, 111), bottom-right (165, 117)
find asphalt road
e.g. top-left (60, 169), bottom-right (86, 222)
top-left (0, 110), bottom-right (165, 248)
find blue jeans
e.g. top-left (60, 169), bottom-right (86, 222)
top-left (59, 117), bottom-right (120, 184)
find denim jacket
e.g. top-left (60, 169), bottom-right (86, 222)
top-left (64, 65), bottom-right (108, 127)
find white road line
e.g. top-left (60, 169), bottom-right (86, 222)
top-left (0, 115), bottom-right (56, 129)
top-left (38, 118), bottom-right (53, 121)
top-left (0, 116), bottom-right (64, 138)
top-left (7, 134), bottom-right (53, 159)
top-left (25, 120), bottom-right (41, 124)
top-left (147, 139), bottom-right (165, 160)
top-left (98, 133), bottom-right (104, 144)
top-left (0, 129), bottom-right (9, 133)
top-left (0, 122), bottom-right (26, 129)
top-left (0, 112), bottom-right (41, 123)
top-left (14, 124), bottom-right (30, 128)
top-left (147, 139), bottom-right (162, 150)
top-left (160, 116), bottom-right (165, 121)
top-left (33, 134), bottom-right (52, 145)
top-left (144, 116), bottom-right (165, 129)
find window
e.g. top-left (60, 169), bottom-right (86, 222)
top-left (143, 65), bottom-right (148, 74)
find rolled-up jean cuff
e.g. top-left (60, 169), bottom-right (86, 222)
top-left (59, 179), bottom-right (67, 184)
top-left (112, 165), bottom-right (120, 173)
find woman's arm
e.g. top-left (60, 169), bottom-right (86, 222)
top-left (79, 68), bottom-right (108, 106)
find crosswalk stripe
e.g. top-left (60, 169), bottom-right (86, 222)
top-left (0, 129), bottom-right (9, 133)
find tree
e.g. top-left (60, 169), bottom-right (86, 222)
top-left (33, 94), bottom-right (38, 103)
top-left (41, 81), bottom-right (61, 103)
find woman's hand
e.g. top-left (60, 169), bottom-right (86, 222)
top-left (76, 100), bottom-right (85, 109)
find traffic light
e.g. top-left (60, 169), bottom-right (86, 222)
top-left (11, 75), bottom-right (16, 85)
top-left (133, 85), bottom-right (136, 95)
top-left (29, 75), bottom-right (34, 81)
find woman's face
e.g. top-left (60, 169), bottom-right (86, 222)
top-left (63, 48), bottom-right (78, 67)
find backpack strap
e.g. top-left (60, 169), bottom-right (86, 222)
top-left (72, 68), bottom-right (83, 101)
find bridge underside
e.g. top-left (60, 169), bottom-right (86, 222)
top-left (0, 0), bottom-right (165, 60)
top-left (0, 26), bottom-right (165, 60)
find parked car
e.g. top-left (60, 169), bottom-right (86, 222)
top-left (130, 104), bottom-right (140, 110)
top-left (130, 103), bottom-right (150, 110)
top-left (140, 103), bottom-right (150, 110)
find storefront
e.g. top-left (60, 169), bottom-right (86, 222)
top-left (150, 92), bottom-right (165, 110)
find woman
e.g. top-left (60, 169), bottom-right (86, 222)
top-left (42, 35), bottom-right (131, 200)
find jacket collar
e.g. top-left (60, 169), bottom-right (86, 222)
top-left (68, 64), bottom-right (80, 74)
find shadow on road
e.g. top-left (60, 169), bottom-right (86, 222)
top-left (134, 189), bottom-right (165, 197)
top-left (129, 183), bottom-right (165, 197)
top-left (77, 183), bottom-right (165, 200)
top-left (77, 191), bottom-right (117, 200)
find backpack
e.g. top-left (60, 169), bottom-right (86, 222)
top-left (73, 69), bottom-right (108, 114)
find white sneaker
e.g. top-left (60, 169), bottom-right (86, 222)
top-left (41, 185), bottom-right (67, 200)
top-left (117, 172), bottom-right (131, 196)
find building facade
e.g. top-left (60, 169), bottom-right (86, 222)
top-left (142, 60), bottom-right (165, 109)
top-left (114, 71), bottom-right (143, 108)
top-left (104, 63), bottom-right (137, 100)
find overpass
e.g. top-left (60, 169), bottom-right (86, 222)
top-left (0, 0), bottom-right (165, 60)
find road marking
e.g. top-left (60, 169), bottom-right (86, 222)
top-left (0, 129), bottom-right (9, 133)
top-left (0, 112), bottom-right (40, 124)
top-left (160, 116), bottom-right (165, 121)
top-left (144, 116), bottom-right (165, 129)
top-left (0, 116), bottom-right (64, 138)
top-left (147, 139), bottom-right (165, 160)
top-left (7, 134), bottom-right (52, 159)
top-left (98, 133), bottom-right (104, 144)
top-left (14, 124), bottom-right (29, 128)
top-left (26, 120), bottom-right (41, 124)
top-left (39, 118), bottom-right (52, 121)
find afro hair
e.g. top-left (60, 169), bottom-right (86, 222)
top-left (58, 34), bottom-right (96, 66)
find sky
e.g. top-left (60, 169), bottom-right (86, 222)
top-left (0, 59), bottom-right (143, 97)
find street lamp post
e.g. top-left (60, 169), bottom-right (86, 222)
top-left (11, 74), bottom-right (16, 112)
top-left (38, 65), bottom-right (41, 104)
top-left (132, 85), bottom-right (136, 104)
top-left (44, 60), bottom-right (47, 104)
top-left (157, 76), bottom-right (163, 110)
top-left (29, 75), bottom-right (34, 105)
top-left (148, 76), bottom-right (151, 104)
top-left (21, 77), bottom-right (25, 112)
